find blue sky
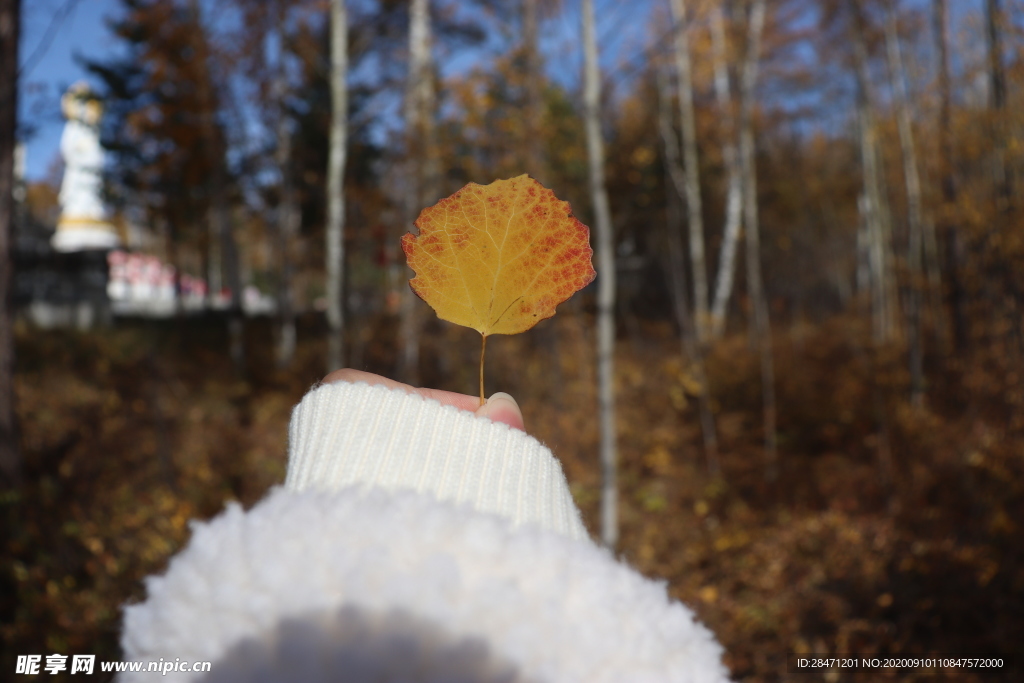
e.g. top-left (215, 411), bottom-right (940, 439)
top-left (20, 0), bottom-right (124, 181)
top-left (18, 0), bottom-right (991, 184)
top-left (18, 0), bottom-right (662, 184)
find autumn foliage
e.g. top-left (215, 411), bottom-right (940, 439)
top-left (4, 312), bottom-right (1022, 681)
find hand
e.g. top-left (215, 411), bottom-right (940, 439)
top-left (322, 369), bottom-right (526, 432)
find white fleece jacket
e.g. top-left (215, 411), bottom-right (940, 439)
top-left (120, 381), bottom-right (730, 683)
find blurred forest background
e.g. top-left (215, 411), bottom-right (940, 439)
top-left (2, 0), bottom-right (1024, 680)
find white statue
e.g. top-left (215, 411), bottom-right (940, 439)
top-left (52, 82), bottom-right (121, 252)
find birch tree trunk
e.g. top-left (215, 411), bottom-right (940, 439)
top-left (326, 0), bottom-right (348, 372)
top-left (851, 2), bottom-right (896, 344)
top-left (982, 0), bottom-right (1022, 351)
top-left (399, 0), bottom-right (436, 385)
top-left (523, 0), bottom-right (543, 182)
top-left (191, 0), bottom-right (244, 370)
top-left (851, 1), bottom-right (896, 499)
top-left (669, 0), bottom-right (709, 341)
top-left (274, 40), bottom-right (299, 369)
top-left (0, 0), bottom-right (20, 488)
top-left (217, 161), bottom-right (244, 373)
top-left (658, 66), bottom-right (719, 475)
top-left (883, 1), bottom-right (933, 408)
top-left (932, 0), bottom-right (966, 352)
top-left (738, 0), bottom-right (776, 476)
top-left (709, 0), bottom-right (743, 340)
top-left (166, 218), bottom-right (183, 319)
top-left (522, 0), bottom-right (564, 402)
top-left (985, 0), bottom-right (1011, 211)
top-left (582, 0), bottom-right (618, 549)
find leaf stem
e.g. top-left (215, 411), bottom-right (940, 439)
top-left (479, 334), bottom-right (487, 406)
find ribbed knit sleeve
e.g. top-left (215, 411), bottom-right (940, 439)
top-left (285, 381), bottom-right (589, 541)
top-left (119, 379), bottom-right (732, 683)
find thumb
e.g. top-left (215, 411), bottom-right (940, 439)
top-left (474, 392), bottom-right (525, 432)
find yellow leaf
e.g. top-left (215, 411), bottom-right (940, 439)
top-left (402, 175), bottom-right (596, 337)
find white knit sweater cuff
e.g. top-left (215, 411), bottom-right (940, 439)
top-left (285, 381), bottom-right (589, 541)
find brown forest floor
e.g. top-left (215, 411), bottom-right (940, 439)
top-left (2, 311), bottom-right (1022, 682)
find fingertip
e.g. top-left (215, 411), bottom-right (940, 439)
top-left (322, 368), bottom-right (355, 384)
top-left (321, 369), bottom-right (407, 392)
top-left (475, 392), bottom-right (525, 432)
